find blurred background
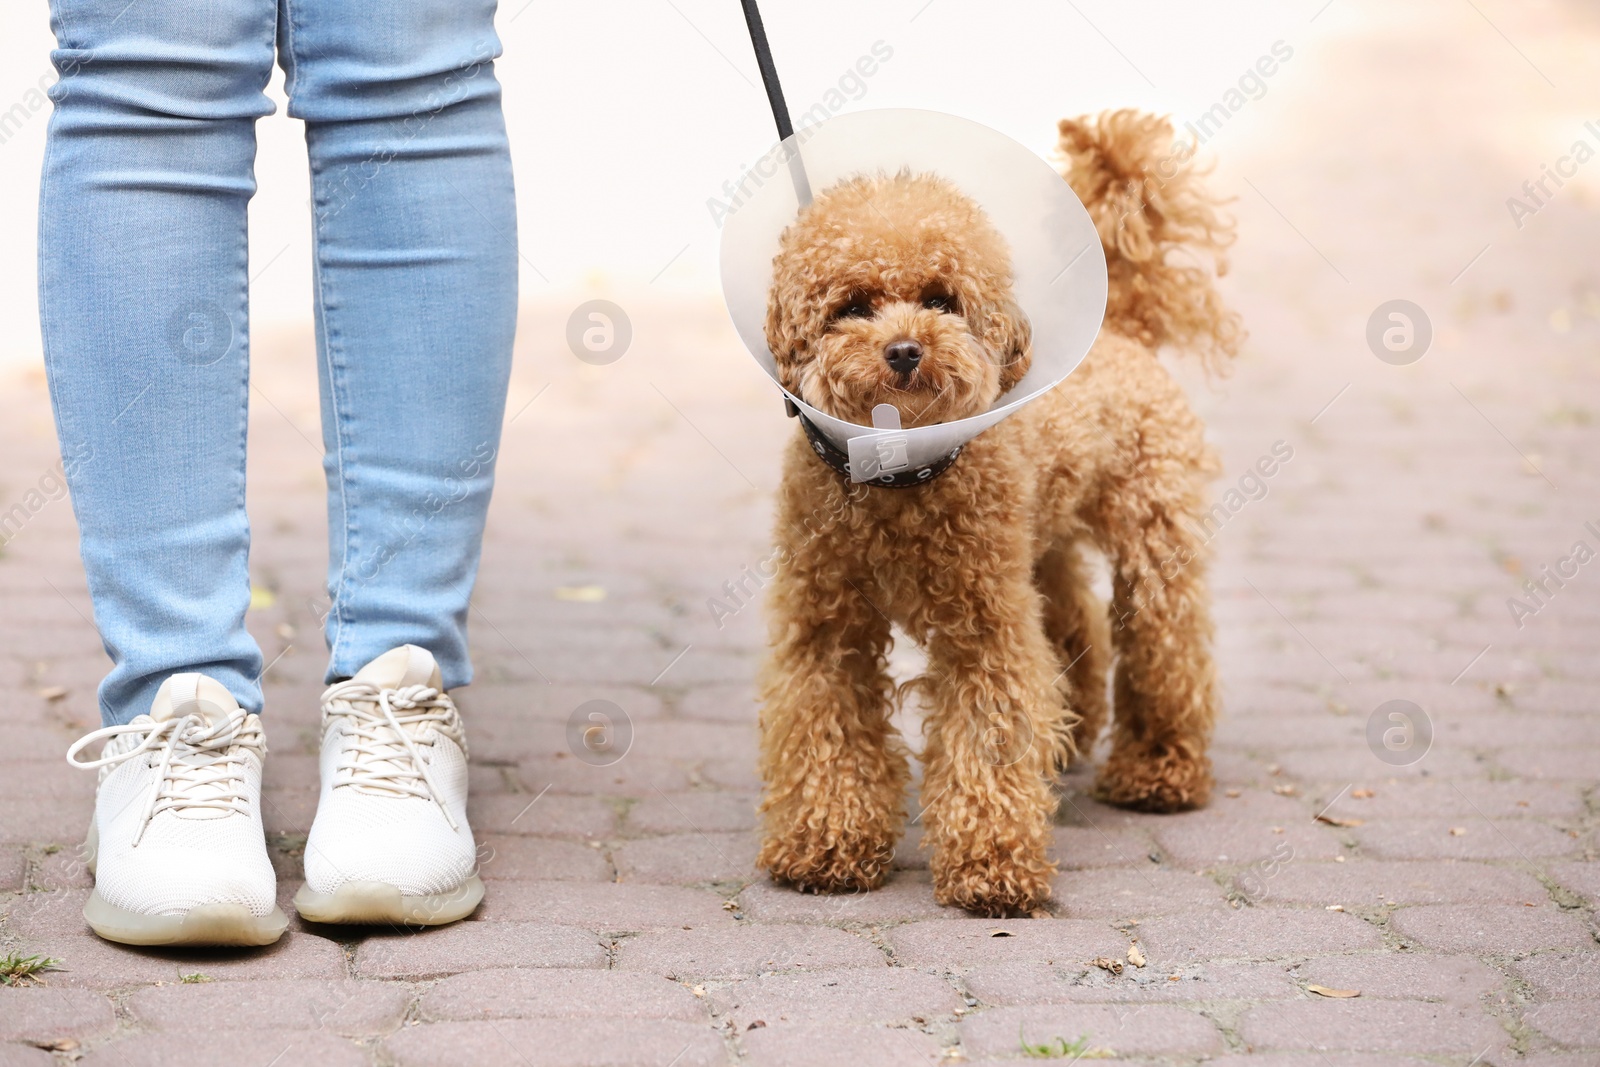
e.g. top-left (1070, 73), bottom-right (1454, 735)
top-left (5, 0), bottom-right (1335, 343)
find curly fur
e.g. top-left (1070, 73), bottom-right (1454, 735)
top-left (756, 111), bottom-right (1239, 917)
top-left (1057, 110), bottom-right (1242, 374)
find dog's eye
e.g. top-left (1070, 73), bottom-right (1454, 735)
top-left (922, 293), bottom-right (958, 314)
top-left (830, 301), bottom-right (873, 322)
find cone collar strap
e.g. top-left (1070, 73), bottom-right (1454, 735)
top-left (720, 108), bottom-right (1108, 483)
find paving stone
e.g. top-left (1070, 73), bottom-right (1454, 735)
top-left (356, 923), bottom-right (606, 979)
top-left (960, 1003), bottom-right (1223, 1057)
top-left (1496, 1054), bottom-right (1600, 1067)
top-left (261, 792), bottom-right (320, 838)
top-left (507, 754), bottom-right (693, 796)
top-left (25, 842), bottom-right (95, 891)
top-left (624, 791), bottom-right (760, 834)
top-left (1437, 714), bottom-right (1600, 749)
top-left (260, 753), bottom-right (322, 792)
top-left (891, 824), bottom-right (930, 870)
top-left (738, 871), bottom-right (958, 923)
top-left (675, 683), bottom-right (758, 723)
top-left (476, 834), bottom-right (612, 881)
top-left (472, 880), bottom-right (731, 927)
top-left (699, 757), bottom-right (762, 791)
top-left (1496, 747), bottom-right (1600, 780)
top-left (962, 959), bottom-right (1299, 1005)
top-left (0, 987), bottom-right (115, 1044)
top-left (1294, 952), bottom-right (1503, 1003)
top-left (0, 727), bottom-right (83, 768)
top-left (609, 721), bottom-right (756, 764)
top-left (741, 1022), bottom-right (943, 1067)
top-left (1314, 779), bottom-right (1585, 819)
top-left (1252, 860), bottom-right (1551, 906)
top-left (419, 968), bottom-right (704, 1021)
top-left (1050, 826), bottom-right (1160, 869)
top-left (612, 831), bottom-right (760, 884)
top-left (1215, 712), bottom-right (1366, 750)
top-left (616, 924), bottom-right (884, 979)
top-left (0, 1046), bottom-right (56, 1067)
top-left (1052, 867), bottom-right (1232, 917)
top-left (1151, 791), bottom-right (1346, 868)
top-left (712, 968), bottom-right (960, 1026)
top-left (0, 761), bottom-right (82, 801)
top-left (127, 979), bottom-right (412, 1035)
top-left (466, 763), bottom-right (517, 794)
top-left (466, 793), bottom-right (617, 839)
top-left (457, 683), bottom-right (667, 723)
top-left (887, 918), bottom-right (1128, 968)
top-left (1198, 1055), bottom-right (1439, 1067)
top-left (383, 1018), bottom-right (724, 1067)
top-left (1524, 1001), bottom-right (1600, 1049)
top-left (1353, 818), bottom-right (1579, 860)
top-left (77, 1030), bottom-right (371, 1067)
top-left (1137, 908), bottom-right (1383, 960)
top-left (1269, 747), bottom-right (1490, 782)
top-left (0, 792), bottom-right (93, 846)
top-left (2, 891), bottom-right (345, 988)
top-left (1548, 861), bottom-right (1600, 905)
top-left (1388, 904), bottom-right (1595, 953)
top-left (0, 848), bottom-right (25, 892)
top-left (1512, 951), bottom-right (1600, 1000)
top-left (1237, 999), bottom-right (1507, 1055)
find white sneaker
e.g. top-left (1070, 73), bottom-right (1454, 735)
top-left (66, 674), bottom-right (287, 946)
top-left (294, 645), bottom-right (482, 925)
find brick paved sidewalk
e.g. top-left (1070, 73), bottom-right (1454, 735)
top-left (3, 4), bottom-right (1599, 1066)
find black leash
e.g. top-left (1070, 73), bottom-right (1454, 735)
top-left (738, 0), bottom-right (812, 205)
top-left (739, 0), bottom-right (793, 139)
top-left (739, 0), bottom-right (808, 425)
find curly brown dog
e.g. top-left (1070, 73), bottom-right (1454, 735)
top-left (755, 110), bottom-right (1242, 917)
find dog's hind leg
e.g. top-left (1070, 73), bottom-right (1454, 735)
top-left (756, 566), bottom-right (909, 894)
top-left (1036, 540), bottom-right (1110, 761)
top-left (1097, 472), bottom-right (1218, 812)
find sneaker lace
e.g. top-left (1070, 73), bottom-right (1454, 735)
top-left (66, 710), bottom-right (258, 846)
top-left (319, 680), bottom-right (463, 830)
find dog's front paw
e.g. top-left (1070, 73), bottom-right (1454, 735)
top-left (931, 851), bottom-right (1055, 918)
top-left (759, 831), bottom-right (896, 895)
top-left (1096, 743), bottom-right (1213, 813)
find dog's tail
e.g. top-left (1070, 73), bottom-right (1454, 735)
top-left (1057, 109), bottom-right (1243, 372)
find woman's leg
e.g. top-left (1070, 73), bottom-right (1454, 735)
top-left (277, 0), bottom-right (518, 685)
top-left (41, 0), bottom-right (290, 949)
top-left (39, 0), bottom-right (278, 726)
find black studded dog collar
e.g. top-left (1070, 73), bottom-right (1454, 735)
top-left (790, 400), bottom-right (963, 489)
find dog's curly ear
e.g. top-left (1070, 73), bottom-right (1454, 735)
top-left (984, 295), bottom-right (1033, 393)
top-left (764, 276), bottom-right (812, 396)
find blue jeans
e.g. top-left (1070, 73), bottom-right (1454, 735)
top-left (39, 0), bottom-right (518, 726)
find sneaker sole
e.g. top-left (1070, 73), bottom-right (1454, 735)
top-left (83, 889), bottom-right (289, 947)
top-left (293, 876), bottom-right (484, 925)
top-left (81, 823), bottom-right (287, 946)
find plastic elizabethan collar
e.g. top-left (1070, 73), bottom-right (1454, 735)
top-left (719, 108), bottom-right (1109, 483)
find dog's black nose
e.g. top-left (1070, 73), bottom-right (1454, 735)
top-left (884, 340), bottom-right (923, 375)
